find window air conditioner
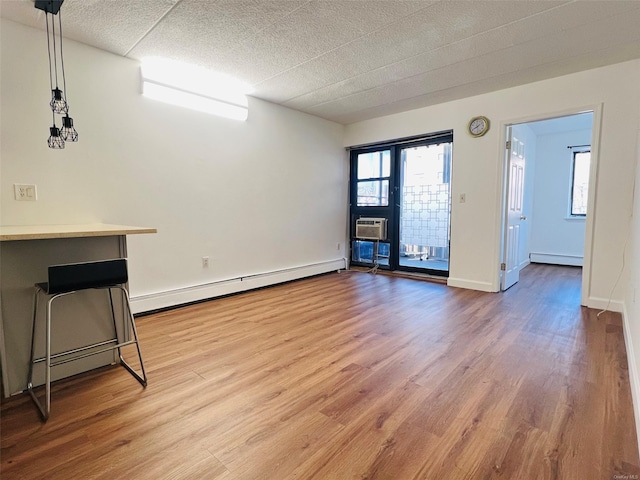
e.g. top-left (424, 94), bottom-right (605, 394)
top-left (355, 218), bottom-right (388, 241)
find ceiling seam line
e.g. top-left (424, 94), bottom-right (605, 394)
top-left (256, 0), bottom-right (573, 92)
top-left (281, 2), bottom-right (635, 107)
top-left (205, 0), bottom-right (314, 71)
top-left (251, 1), bottom-right (441, 88)
top-left (248, 0), bottom-right (314, 38)
top-left (302, 38), bottom-right (634, 113)
top-left (123, 0), bottom-right (186, 57)
top-left (268, 1), bottom-right (579, 103)
top-left (321, 45), bottom-right (631, 123)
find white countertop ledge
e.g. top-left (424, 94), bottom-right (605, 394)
top-left (0, 223), bottom-right (157, 241)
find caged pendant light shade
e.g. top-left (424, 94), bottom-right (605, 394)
top-left (61, 114), bottom-right (78, 142)
top-left (50, 87), bottom-right (68, 114)
top-left (48, 126), bottom-right (65, 149)
top-left (37, 0), bottom-right (77, 149)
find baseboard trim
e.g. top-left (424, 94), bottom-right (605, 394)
top-left (622, 303), bottom-right (640, 457)
top-left (530, 253), bottom-right (583, 266)
top-left (518, 259), bottom-right (531, 270)
top-left (447, 277), bottom-right (496, 292)
top-left (586, 296), bottom-right (624, 312)
top-left (131, 258), bottom-right (347, 314)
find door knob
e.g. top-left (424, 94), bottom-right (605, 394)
top-left (520, 215), bottom-right (527, 220)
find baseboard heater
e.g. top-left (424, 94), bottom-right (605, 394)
top-left (529, 253), bottom-right (583, 266)
top-left (131, 258), bottom-right (348, 314)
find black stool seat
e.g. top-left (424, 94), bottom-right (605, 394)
top-left (41, 259), bottom-right (129, 294)
top-left (27, 258), bottom-right (147, 421)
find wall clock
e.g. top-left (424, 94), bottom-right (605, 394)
top-left (468, 116), bottom-right (490, 137)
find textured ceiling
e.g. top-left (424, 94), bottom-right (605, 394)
top-left (3, 0), bottom-right (640, 124)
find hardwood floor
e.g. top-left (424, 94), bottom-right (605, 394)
top-left (1, 264), bottom-right (638, 479)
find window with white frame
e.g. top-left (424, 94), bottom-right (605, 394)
top-left (570, 150), bottom-right (591, 216)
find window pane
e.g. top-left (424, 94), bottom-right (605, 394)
top-left (357, 180), bottom-right (389, 206)
top-left (399, 143), bottom-right (452, 272)
top-left (571, 151), bottom-right (590, 215)
top-left (357, 151), bottom-right (390, 179)
top-left (351, 240), bottom-right (390, 266)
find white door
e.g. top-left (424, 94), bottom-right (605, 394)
top-left (501, 128), bottom-right (526, 290)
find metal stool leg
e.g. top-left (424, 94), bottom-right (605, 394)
top-left (27, 289), bottom-right (56, 421)
top-left (26, 287), bottom-right (48, 420)
top-left (108, 287), bottom-right (147, 387)
top-left (27, 286), bottom-right (40, 390)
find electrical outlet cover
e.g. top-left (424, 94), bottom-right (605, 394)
top-left (14, 184), bottom-right (37, 201)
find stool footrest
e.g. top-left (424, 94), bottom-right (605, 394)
top-left (32, 339), bottom-right (138, 367)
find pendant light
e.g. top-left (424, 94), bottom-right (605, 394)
top-left (50, 87), bottom-right (68, 114)
top-left (48, 126), bottom-right (65, 149)
top-left (61, 115), bottom-right (78, 142)
top-left (36, 0), bottom-right (78, 148)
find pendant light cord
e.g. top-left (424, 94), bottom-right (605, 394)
top-left (45, 12), bottom-right (54, 91)
top-left (51, 10), bottom-right (59, 88)
top-left (58, 9), bottom-right (67, 103)
top-left (45, 12), bottom-right (56, 125)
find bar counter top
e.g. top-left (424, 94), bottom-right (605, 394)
top-left (0, 223), bottom-right (157, 242)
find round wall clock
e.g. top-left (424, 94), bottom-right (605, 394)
top-left (468, 116), bottom-right (490, 137)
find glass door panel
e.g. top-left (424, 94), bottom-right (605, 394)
top-left (398, 143), bottom-right (452, 275)
top-left (350, 148), bottom-right (393, 269)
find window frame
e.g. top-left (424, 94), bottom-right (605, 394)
top-left (354, 150), bottom-right (391, 207)
top-left (569, 149), bottom-right (591, 217)
top-left (348, 130), bottom-right (453, 277)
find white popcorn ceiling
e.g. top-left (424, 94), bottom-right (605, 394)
top-left (3, 0), bottom-right (640, 124)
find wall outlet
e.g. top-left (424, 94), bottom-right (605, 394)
top-left (14, 184), bottom-right (37, 201)
top-left (202, 256), bottom-right (209, 268)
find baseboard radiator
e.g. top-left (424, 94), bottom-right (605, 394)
top-left (529, 253), bottom-right (583, 267)
top-left (131, 258), bottom-right (348, 314)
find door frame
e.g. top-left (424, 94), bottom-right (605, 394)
top-left (500, 125), bottom-right (527, 291)
top-left (348, 144), bottom-right (398, 270)
top-left (348, 131), bottom-right (454, 276)
top-left (497, 103), bottom-right (603, 306)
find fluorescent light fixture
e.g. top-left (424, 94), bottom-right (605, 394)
top-left (140, 57), bottom-right (249, 121)
top-left (143, 81), bottom-right (248, 121)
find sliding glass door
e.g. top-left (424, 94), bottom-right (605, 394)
top-left (349, 132), bottom-right (453, 276)
top-left (398, 142), bottom-right (452, 273)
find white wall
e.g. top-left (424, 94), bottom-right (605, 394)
top-left (624, 105), bottom-right (640, 461)
top-left (510, 123), bottom-right (536, 270)
top-left (0, 20), bottom-right (348, 311)
top-left (529, 128), bottom-right (592, 266)
top-left (345, 60), bottom-right (640, 309)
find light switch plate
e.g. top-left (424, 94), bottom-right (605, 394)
top-left (14, 184), bottom-right (37, 201)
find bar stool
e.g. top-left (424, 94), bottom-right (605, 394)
top-left (27, 258), bottom-right (147, 421)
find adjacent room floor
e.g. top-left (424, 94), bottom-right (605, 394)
top-left (1, 264), bottom-right (638, 479)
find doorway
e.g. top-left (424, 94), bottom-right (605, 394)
top-left (349, 131), bottom-right (453, 276)
top-left (500, 111), bottom-right (596, 296)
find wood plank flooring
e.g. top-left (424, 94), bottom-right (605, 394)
top-left (1, 264), bottom-right (639, 479)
